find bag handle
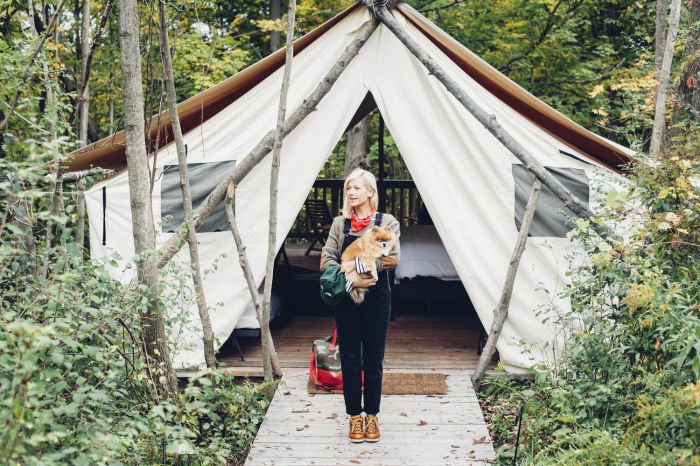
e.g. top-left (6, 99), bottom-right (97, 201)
top-left (330, 323), bottom-right (338, 351)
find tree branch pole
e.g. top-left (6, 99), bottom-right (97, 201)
top-left (371, 4), bottom-right (610, 240)
top-left (472, 179), bottom-right (543, 391)
top-left (224, 183), bottom-right (281, 378)
top-left (0, 0), bottom-right (67, 133)
top-left (74, 180), bottom-right (86, 247)
top-left (118, 0), bottom-right (177, 393)
top-left (156, 18), bottom-right (379, 270)
top-left (650, 0), bottom-right (682, 156)
top-left (157, 0), bottom-right (216, 368)
top-left (62, 167), bottom-right (115, 183)
top-left (261, 0), bottom-right (296, 387)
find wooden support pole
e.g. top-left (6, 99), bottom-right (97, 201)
top-left (74, 180), bottom-right (86, 248)
top-left (62, 167), bottom-right (115, 183)
top-left (158, 0), bottom-right (216, 367)
top-left (472, 179), bottom-right (543, 391)
top-left (371, 4), bottom-right (609, 240)
top-left (156, 18), bottom-right (379, 270)
top-left (378, 115), bottom-right (386, 212)
top-left (224, 183), bottom-right (282, 378)
top-left (261, 0), bottom-right (296, 386)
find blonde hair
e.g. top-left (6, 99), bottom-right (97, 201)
top-left (342, 168), bottom-right (379, 219)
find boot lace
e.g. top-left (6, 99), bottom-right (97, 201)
top-left (365, 416), bottom-right (378, 435)
top-left (350, 417), bottom-right (364, 435)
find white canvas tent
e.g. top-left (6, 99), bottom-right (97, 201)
top-left (69, 3), bottom-right (634, 373)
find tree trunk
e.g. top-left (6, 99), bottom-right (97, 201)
top-left (262, 0), bottom-right (296, 389)
top-left (79, 0), bottom-right (90, 146)
top-left (655, 0), bottom-right (669, 71)
top-left (372, 4), bottom-right (610, 240)
top-left (27, 0), bottom-right (62, 249)
top-left (270, 0), bottom-right (281, 52)
top-left (650, 0), bottom-right (682, 156)
top-left (158, 0), bottom-right (216, 369)
top-left (118, 0), bottom-right (177, 393)
top-left (156, 18), bottom-right (379, 270)
top-left (109, 19), bottom-right (114, 135)
top-left (665, 0), bottom-right (700, 149)
top-left (472, 179), bottom-right (543, 391)
top-left (344, 113), bottom-right (372, 177)
top-left (224, 183), bottom-right (281, 378)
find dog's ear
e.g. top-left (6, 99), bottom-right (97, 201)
top-left (371, 226), bottom-right (379, 233)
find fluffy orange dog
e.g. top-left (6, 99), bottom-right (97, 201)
top-left (341, 226), bottom-right (396, 304)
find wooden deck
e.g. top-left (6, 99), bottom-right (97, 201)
top-left (245, 368), bottom-right (496, 466)
top-left (219, 314), bottom-right (492, 374)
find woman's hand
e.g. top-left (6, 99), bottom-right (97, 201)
top-left (352, 275), bottom-right (377, 288)
top-left (340, 261), bottom-right (356, 274)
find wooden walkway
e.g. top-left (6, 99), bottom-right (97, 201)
top-left (245, 369), bottom-right (495, 466)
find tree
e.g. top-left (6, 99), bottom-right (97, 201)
top-left (344, 113), bottom-right (372, 177)
top-left (118, 0), bottom-right (177, 393)
top-left (78, 0), bottom-right (90, 146)
top-left (666, 0), bottom-right (700, 149)
top-left (650, 0), bottom-right (682, 155)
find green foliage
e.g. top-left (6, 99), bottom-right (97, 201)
top-left (0, 149), bottom-right (279, 465)
top-left (410, 0), bottom-right (658, 146)
top-left (480, 134), bottom-right (700, 464)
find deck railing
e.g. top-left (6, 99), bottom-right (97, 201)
top-left (287, 179), bottom-right (423, 239)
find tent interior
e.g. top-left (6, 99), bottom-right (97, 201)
top-left (218, 97), bottom-right (490, 374)
top-left (74, 3), bottom-right (634, 375)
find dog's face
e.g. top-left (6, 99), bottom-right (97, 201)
top-left (369, 226), bottom-right (396, 254)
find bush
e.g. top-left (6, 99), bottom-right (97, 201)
top-left (0, 152), bottom-right (279, 465)
top-left (480, 145), bottom-right (700, 464)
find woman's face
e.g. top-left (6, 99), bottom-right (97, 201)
top-left (346, 178), bottom-right (374, 209)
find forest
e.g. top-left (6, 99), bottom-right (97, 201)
top-left (1, 0), bottom-right (699, 464)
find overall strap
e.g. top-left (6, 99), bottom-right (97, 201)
top-left (374, 211), bottom-right (384, 226)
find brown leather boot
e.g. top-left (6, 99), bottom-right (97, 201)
top-left (364, 414), bottom-right (380, 442)
top-left (349, 415), bottom-right (364, 443)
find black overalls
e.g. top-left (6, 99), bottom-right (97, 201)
top-left (334, 213), bottom-right (392, 416)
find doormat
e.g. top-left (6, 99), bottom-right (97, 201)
top-left (307, 372), bottom-right (447, 395)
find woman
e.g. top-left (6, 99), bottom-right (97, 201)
top-left (321, 168), bottom-right (401, 443)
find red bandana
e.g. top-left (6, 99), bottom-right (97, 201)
top-left (350, 209), bottom-right (376, 232)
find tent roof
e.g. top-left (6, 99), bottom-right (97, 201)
top-left (67, 2), bottom-right (633, 173)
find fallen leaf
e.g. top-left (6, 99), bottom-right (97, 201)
top-left (304, 425), bottom-right (310, 429)
top-left (418, 420), bottom-right (427, 426)
top-left (399, 412), bottom-right (408, 417)
top-left (296, 427), bottom-right (304, 431)
top-left (472, 436), bottom-right (487, 444)
top-left (327, 413), bottom-right (339, 419)
top-left (349, 461), bottom-right (360, 464)
top-left (282, 390), bottom-right (291, 395)
top-left (292, 409), bottom-right (309, 413)
top-left (451, 445), bottom-right (460, 448)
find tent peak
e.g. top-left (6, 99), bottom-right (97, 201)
top-left (362, 0), bottom-right (405, 11)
